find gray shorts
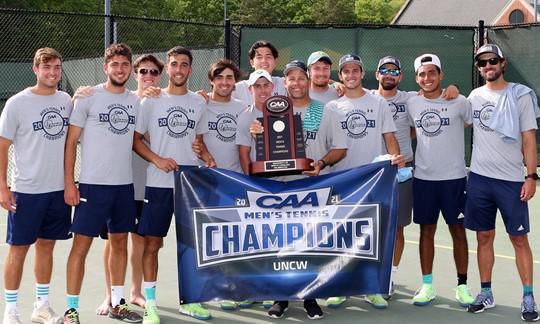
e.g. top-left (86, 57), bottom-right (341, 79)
top-left (397, 176), bottom-right (413, 227)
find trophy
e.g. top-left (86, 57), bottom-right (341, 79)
top-left (250, 95), bottom-right (313, 175)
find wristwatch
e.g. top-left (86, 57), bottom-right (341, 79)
top-left (318, 160), bottom-right (327, 169)
top-left (525, 173), bottom-right (539, 180)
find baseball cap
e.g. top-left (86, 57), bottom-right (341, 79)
top-left (307, 51), bottom-right (333, 66)
top-left (247, 69), bottom-right (273, 86)
top-left (414, 54), bottom-right (442, 72)
top-left (339, 54), bottom-right (364, 71)
top-left (377, 56), bottom-right (401, 70)
top-left (283, 60), bottom-right (308, 76)
top-left (474, 44), bottom-right (504, 61)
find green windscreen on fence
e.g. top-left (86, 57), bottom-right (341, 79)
top-left (488, 25), bottom-right (540, 101)
top-left (239, 26), bottom-right (475, 94)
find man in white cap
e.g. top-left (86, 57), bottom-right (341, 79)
top-left (466, 44), bottom-right (539, 322)
top-left (407, 53), bottom-right (474, 308)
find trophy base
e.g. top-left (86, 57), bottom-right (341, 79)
top-left (250, 158), bottom-right (314, 176)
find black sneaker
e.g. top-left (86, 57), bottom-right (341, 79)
top-left (108, 298), bottom-right (143, 323)
top-left (521, 294), bottom-right (540, 322)
top-left (268, 301), bottom-right (288, 319)
top-left (63, 308), bottom-right (80, 324)
top-left (304, 299), bottom-right (324, 320)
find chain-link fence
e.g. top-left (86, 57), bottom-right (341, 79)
top-left (1, 9), bottom-right (540, 185)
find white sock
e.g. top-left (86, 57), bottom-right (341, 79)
top-left (4, 289), bottom-right (18, 311)
top-left (111, 286), bottom-right (124, 307)
top-left (392, 266), bottom-right (399, 273)
top-left (35, 283), bottom-right (50, 308)
top-left (143, 281), bottom-right (157, 306)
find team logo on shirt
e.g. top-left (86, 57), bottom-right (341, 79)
top-left (208, 113), bottom-right (237, 142)
top-left (414, 108), bottom-right (450, 137)
top-left (341, 110), bottom-right (375, 139)
top-left (473, 103), bottom-right (494, 132)
top-left (33, 107), bottom-right (69, 140)
top-left (390, 103), bottom-right (406, 121)
top-left (158, 106), bottom-right (195, 139)
top-left (99, 104), bottom-right (135, 135)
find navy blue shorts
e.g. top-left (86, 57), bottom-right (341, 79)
top-left (99, 200), bottom-right (144, 240)
top-left (138, 187), bottom-right (174, 237)
top-left (71, 184), bottom-right (136, 237)
top-left (7, 190), bottom-right (71, 245)
top-left (465, 172), bottom-right (529, 236)
top-left (413, 177), bottom-right (466, 225)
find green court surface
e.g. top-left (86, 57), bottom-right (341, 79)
top-left (0, 189), bottom-right (538, 324)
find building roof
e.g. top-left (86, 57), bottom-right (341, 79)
top-left (392, 0), bottom-right (513, 26)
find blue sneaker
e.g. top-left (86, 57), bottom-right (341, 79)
top-left (521, 294), bottom-right (539, 322)
top-left (467, 291), bottom-right (495, 313)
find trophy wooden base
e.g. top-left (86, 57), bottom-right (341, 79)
top-left (250, 158), bottom-right (314, 176)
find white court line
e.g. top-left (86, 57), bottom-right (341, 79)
top-left (405, 239), bottom-right (540, 264)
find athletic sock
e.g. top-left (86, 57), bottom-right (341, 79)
top-left (66, 294), bottom-right (79, 311)
top-left (523, 285), bottom-right (533, 297)
top-left (35, 283), bottom-right (50, 308)
top-left (111, 285), bottom-right (125, 307)
top-left (5, 289), bottom-right (18, 311)
top-left (457, 273), bottom-right (467, 286)
top-left (422, 274), bottom-right (433, 285)
top-left (143, 281), bottom-right (157, 306)
top-left (480, 281), bottom-right (492, 294)
top-left (392, 266), bottom-right (399, 274)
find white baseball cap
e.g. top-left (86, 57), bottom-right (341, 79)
top-left (247, 69), bottom-right (273, 86)
top-left (414, 54), bottom-right (442, 73)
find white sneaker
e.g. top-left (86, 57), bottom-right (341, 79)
top-left (30, 302), bottom-right (63, 324)
top-left (3, 308), bottom-right (22, 324)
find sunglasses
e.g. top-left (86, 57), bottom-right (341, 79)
top-left (476, 57), bottom-right (502, 67)
top-left (378, 68), bottom-right (401, 76)
top-left (137, 68), bottom-right (160, 76)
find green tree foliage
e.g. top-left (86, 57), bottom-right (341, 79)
top-left (355, 0), bottom-right (395, 23)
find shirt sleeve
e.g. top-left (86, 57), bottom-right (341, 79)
top-left (381, 99), bottom-right (397, 134)
top-left (135, 98), bottom-right (150, 135)
top-left (69, 96), bottom-right (92, 128)
top-left (519, 94), bottom-right (539, 132)
top-left (461, 97), bottom-right (473, 125)
top-left (0, 98), bottom-right (19, 141)
top-left (235, 110), bottom-right (254, 147)
top-left (195, 104), bottom-right (208, 135)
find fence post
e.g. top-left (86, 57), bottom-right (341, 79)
top-left (224, 18), bottom-right (231, 59)
top-left (478, 20), bottom-right (485, 47)
top-left (476, 20), bottom-right (485, 88)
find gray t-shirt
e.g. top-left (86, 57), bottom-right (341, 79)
top-left (468, 85), bottom-right (538, 181)
top-left (70, 85), bottom-right (138, 185)
top-left (372, 90), bottom-right (416, 162)
top-left (309, 87), bottom-right (339, 104)
top-left (0, 88), bottom-right (72, 193)
top-left (202, 98), bottom-right (246, 173)
top-left (329, 93), bottom-right (397, 172)
top-left (232, 76), bottom-right (287, 107)
top-left (136, 90), bottom-right (206, 188)
top-left (407, 94), bottom-right (472, 181)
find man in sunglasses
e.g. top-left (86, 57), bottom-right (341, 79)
top-left (372, 56), bottom-right (461, 305)
top-left (407, 54), bottom-right (474, 308)
top-left (466, 44), bottom-right (539, 322)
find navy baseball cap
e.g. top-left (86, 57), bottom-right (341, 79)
top-left (377, 56), bottom-right (401, 70)
top-left (283, 60), bottom-right (308, 76)
top-left (339, 54), bottom-right (364, 71)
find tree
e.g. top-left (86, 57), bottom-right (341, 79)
top-left (355, 0), bottom-right (395, 23)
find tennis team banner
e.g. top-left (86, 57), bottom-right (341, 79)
top-left (174, 161), bottom-right (399, 304)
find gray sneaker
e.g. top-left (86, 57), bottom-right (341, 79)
top-left (521, 294), bottom-right (539, 322)
top-left (108, 299), bottom-right (143, 323)
top-left (467, 291), bottom-right (495, 313)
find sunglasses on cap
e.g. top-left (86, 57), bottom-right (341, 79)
top-left (137, 68), bottom-right (160, 76)
top-left (476, 57), bottom-right (502, 68)
top-left (378, 68), bottom-right (401, 76)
